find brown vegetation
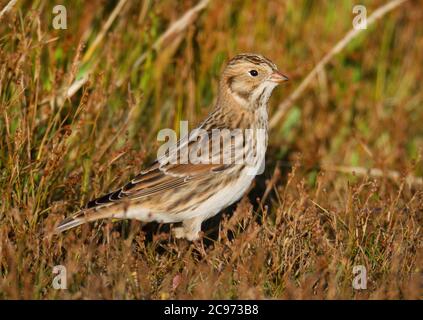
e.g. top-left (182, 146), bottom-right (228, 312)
top-left (0, 0), bottom-right (422, 299)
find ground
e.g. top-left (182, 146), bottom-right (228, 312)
top-left (0, 0), bottom-right (422, 299)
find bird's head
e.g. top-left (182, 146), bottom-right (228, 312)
top-left (220, 53), bottom-right (288, 108)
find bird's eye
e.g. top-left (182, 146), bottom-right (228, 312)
top-left (249, 70), bottom-right (258, 77)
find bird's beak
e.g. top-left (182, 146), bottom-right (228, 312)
top-left (269, 70), bottom-right (289, 83)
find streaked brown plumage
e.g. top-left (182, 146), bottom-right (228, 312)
top-left (57, 53), bottom-right (288, 240)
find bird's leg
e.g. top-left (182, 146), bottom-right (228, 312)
top-left (172, 216), bottom-right (203, 241)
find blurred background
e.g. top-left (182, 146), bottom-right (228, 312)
top-left (0, 0), bottom-right (422, 299)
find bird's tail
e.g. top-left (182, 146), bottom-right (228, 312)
top-left (55, 206), bottom-right (123, 233)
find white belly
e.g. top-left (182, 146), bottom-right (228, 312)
top-left (177, 150), bottom-right (266, 221)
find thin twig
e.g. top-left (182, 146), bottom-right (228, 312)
top-left (269, 0), bottom-right (408, 129)
top-left (132, 0), bottom-right (210, 69)
top-left (0, 0), bottom-right (18, 20)
top-left (322, 164), bottom-right (422, 187)
top-left (55, 0), bottom-right (128, 105)
top-left (61, 0), bottom-right (210, 102)
top-left (276, 161), bottom-right (422, 187)
top-left (82, 0), bottom-right (128, 63)
top-left (66, 74), bottom-right (90, 99)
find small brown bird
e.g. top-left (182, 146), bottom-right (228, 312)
top-left (57, 53), bottom-right (288, 240)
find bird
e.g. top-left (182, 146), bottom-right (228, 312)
top-left (56, 53), bottom-right (288, 241)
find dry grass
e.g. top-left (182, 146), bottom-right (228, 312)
top-left (0, 0), bottom-right (422, 299)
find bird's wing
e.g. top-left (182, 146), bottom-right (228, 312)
top-left (56, 156), bottom-right (232, 233)
top-left (86, 128), bottom-right (235, 209)
top-left (56, 116), bottom-right (243, 233)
